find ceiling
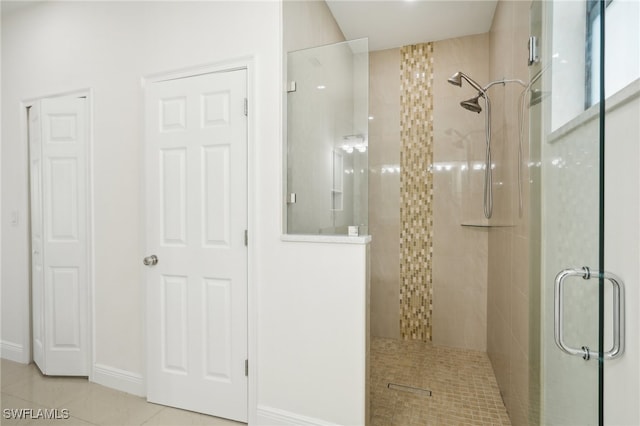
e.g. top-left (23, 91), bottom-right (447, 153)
top-left (2, 1), bottom-right (498, 51)
top-left (325, 0), bottom-right (498, 51)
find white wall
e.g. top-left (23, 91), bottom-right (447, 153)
top-left (2, 2), bottom-right (369, 425)
top-left (603, 81), bottom-right (640, 426)
top-left (256, 239), bottom-right (369, 426)
top-left (1, 0), bottom-right (280, 375)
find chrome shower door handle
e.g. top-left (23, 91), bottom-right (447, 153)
top-left (554, 267), bottom-right (625, 361)
top-left (143, 255), bottom-right (158, 266)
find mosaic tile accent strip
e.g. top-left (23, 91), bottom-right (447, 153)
top-left (370, 337), bottom-right (512, 425)
top-left (399, 43), bottom-right (434, 341)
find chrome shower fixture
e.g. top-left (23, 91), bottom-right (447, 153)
top-left (447, 71), bottom-right (493, 218)
top-left (448, 72), bottom-right (527, 114)
top-left (448, 72), bottom-right (487, 112)
top-left (447, 71), bottom-right (485, 92)
top-left (460, 95), bottom-right (483, 114)
top-left (447, 71), bottom-right (530, 219)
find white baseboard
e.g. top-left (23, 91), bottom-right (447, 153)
top-left (256, 406), bottom-right (340, 426)
top-left (1, 340), bottom-right (28, 363)
top-left (92, 363), bottom-right (145, 397)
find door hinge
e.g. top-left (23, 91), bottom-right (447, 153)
top-left (244, 98), bottom-right (248, 116)
top-left (244, 229), bottom-right (248, 246)
top-left (245, 359), bottom-right (249, 376)
top-left (287, 81), bottom-right (297, 93)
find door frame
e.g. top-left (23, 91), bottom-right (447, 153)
top-left (22, 88), bottom-right (95, 378)
top-left (141, 57), bottom-right (257, 423)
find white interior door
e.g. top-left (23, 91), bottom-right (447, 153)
top-left (29, 102), bottom-right (45, 370)
top-left (30, 96), bottom-right (89, 376)
top-left (145, 69), bottom-right (248, 422)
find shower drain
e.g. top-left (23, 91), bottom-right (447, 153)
top-left (387, 383), bottom-right (432, 397)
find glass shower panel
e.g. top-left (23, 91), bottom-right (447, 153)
top-left (286, 38), bottom-right (369, 235)
top-left (530, 0), bottom-right (605, 423)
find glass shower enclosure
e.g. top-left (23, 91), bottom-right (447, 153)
top-left (530, 0), bottom-right (636, 423)
top-left (285, 38), bottom-right (369, 235)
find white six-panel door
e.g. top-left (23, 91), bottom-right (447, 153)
top-left (30, 102), bottom-right (45, 370)
top-left (30, 97), bottom-right (89, 376)
top-left (145, 69), bottom-right (248, 422)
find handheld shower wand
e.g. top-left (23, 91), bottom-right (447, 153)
top-left (447, 72), bottom-right (528, 220)
top-left (448, 71), bottom-right (493, 219)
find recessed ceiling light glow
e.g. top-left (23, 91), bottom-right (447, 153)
top-left (317, 85), bottom-right (326, 90)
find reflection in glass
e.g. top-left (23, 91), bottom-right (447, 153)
top-left (286, 38), bottom-right (369, 235)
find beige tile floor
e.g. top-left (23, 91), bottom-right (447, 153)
top-left (0, 359), bottom-right (244, 426)
top-left (370, 337), bottom-right (511, 425)
top-left (3, 340), bottom-right (510, 426)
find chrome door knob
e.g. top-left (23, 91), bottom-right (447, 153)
top-left (143, 255), bottom-right (158, 266)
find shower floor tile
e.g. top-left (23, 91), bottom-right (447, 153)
top-left (370, 337), bottom-right (511, 426)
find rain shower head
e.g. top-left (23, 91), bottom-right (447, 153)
top-left (460, 95), bottom-right (483, 113)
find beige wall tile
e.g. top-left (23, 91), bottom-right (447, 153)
top-left (369, 48), bottom-right (401, 339)
top-left (486, 1), bottom-right (532, 424)
top-left (369, 18), bottom-right (533, 423)
top-left (432, 33), bottom-right (490, 351)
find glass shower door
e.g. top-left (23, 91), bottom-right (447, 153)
top-left (530, 0), bottom-right (622, 424)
